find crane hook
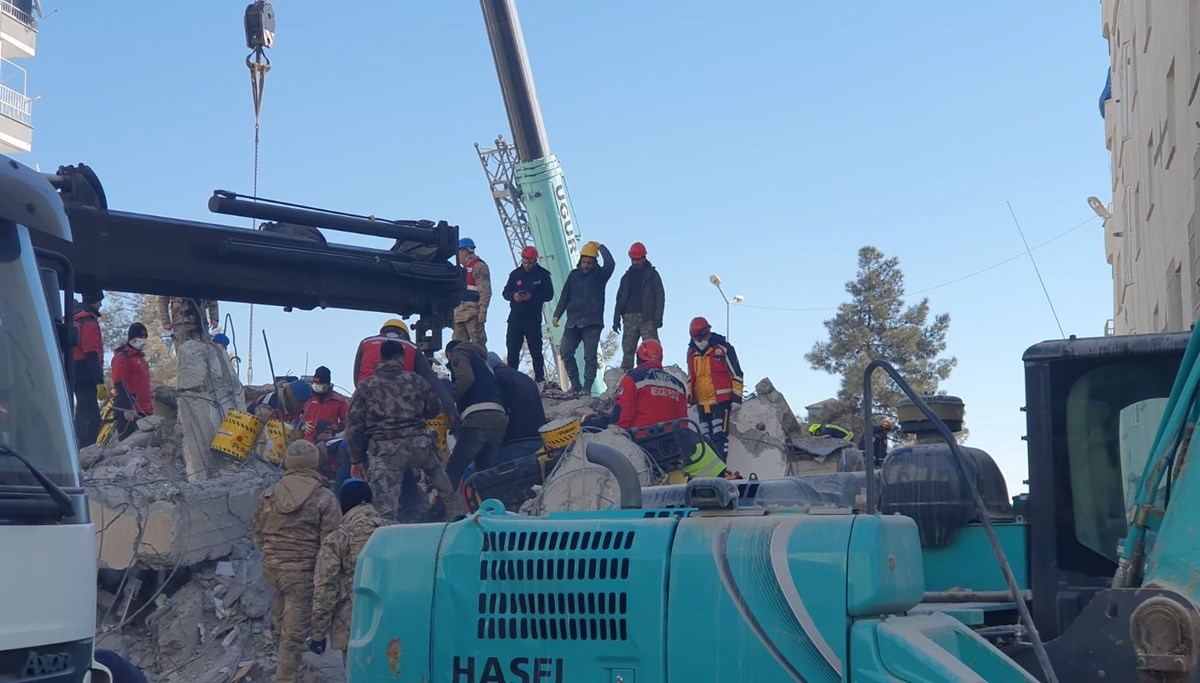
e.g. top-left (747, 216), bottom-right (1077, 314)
top-left (244, 1), bottom-right (275, 122)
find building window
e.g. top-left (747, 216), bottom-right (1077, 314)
top-left (1168, 264), bottom-right (1184, 332)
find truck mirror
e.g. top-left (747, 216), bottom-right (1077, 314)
top-left (38, 267), bottom-right (62, 322)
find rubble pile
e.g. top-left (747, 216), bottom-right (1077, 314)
top-left (85, 392), bottom-right (345, 683)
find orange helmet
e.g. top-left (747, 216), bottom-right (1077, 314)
top-left (628, 242), bottom-right (647, 259)
top-left (689, 316), bottom-right (711, 338)
top-left (521, 245), bottom-right (538, 260)
top-left (636, 339), bottom-right (663, 364)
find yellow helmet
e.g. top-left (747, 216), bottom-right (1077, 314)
top-left (580, 242), bottom-right (600, 258)
top-left (380, 318), bottom-right (410, 336)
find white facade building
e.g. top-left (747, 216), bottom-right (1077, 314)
top-left (0, 0), bottom-right (34, 153)
top-left (1101, 0), bottom-right (1200, 334)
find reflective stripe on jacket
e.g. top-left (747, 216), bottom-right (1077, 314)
top-left (613, 363), bottom-right (687, 430)
top-left (686, 333), bottom-right (744, 408)
top-left (681, 439), bottom-right (726, 479)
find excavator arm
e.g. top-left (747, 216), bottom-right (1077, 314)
top-left (27, 163), bottom-right (465, 353)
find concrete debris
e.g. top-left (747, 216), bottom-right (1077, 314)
top-left (525, 428), bottom-right (655, 515)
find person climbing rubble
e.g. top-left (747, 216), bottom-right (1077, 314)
top-left (502, 245), bottom-right (555, 384)
top-left (686, 316), bottom-right (744, 461)
top-left (453, 237), bottom-right (492, 346)
top-left (252, 440), bottom-right (341, 683)
top-left (612, 242), bottom-right (665, 372)
top-left (250, 378), bottom-right (312, 426)
top-left (72, 290), bottom-right (105, 447)
top-left (110, 322), bottom-right (153, 441)
top-left (157, 295), bottom-right (219, 347)
top-left (300, 366), bottom-right (348, 442)
top-left (552, 241), bottom-right (615, 395)
top-left (345, 340), bottom-right (465, 523)
top-left (444, 340), bottom-right (509, 485)
top-left (307, 478), bottom-right (388, 666)
top-left (486, 350), bottom-right (546, 442)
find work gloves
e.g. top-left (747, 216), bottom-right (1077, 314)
top-left (306, 637), bottom-right (326, 655)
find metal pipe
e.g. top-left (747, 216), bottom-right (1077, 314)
top-left (585, 443), bottom-right (643, 509)
top-left (923, 590), bottom-right (1032, 604)
top-left (480, 0), bottom-right (550, 161)
top-left (208, 193), bottom-right (446, 245)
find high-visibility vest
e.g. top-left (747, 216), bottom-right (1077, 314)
top-left (460, 257), bottom-right (483, 303)
top-left (681, 440), bottom-right (726, 479)
top-left (355, 336), bottom-right (417, 387)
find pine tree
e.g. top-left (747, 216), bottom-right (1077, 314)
top-left (805, 246), bottom-right (956, 437)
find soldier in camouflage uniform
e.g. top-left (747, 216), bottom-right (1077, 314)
top-left (345, 340), bottom-right (466, 522)
top-left (452, 238), bottom-right (491, 346)
top-left (252, 440), bottom-right (341, 683)
top-left (157, 296), bottom-right (220, 347)
top-left (307, 479), bottom-right (388, 663)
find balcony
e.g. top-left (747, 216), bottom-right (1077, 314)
top-left (0, 57), bottom-right (32, 152)
top-left (0, 1), bottom-right (35, 59)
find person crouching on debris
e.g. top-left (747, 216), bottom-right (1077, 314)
top-left (301, 366), bottom-right (348, 443)
top-left (345, 340), bottom-right (465, 523)
top-left (111, 322), bottom-right (153, 441)
top-left (686, 316), bottom-right (744, 461)
top-left (308, 478), bottom-right (388, 666)
top-left (252, 440), bottom-right (341, 683)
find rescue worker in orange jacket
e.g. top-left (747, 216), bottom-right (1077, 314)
top-left (72, 291), bottom-right (105, 447)
top-left (612, 340), bottom-right (687, 430)
top-left (686, 316), bottom-right (744, 461)
top-left (300, 366), bottom-right (349, 443)
top-left (111, 322), bottom-right (153, 441)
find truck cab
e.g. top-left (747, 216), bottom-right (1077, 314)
top-left (0, 157), bottom-right (103, 682)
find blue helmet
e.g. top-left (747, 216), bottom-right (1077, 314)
top-left (212, 333), bottom-right (230, 347)
top-left (458, 237), bottom-right (476, 250)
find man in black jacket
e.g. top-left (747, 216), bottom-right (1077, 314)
top-left (487, 352), bottom-right (547, 442)
top-left (502, 245), bottom-right (555, 383)
top-left (612, 242), bottom-right (666, 371)
top-left (552, 241), bottom-right (615, 396)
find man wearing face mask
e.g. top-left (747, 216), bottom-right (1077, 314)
top-left (686, 316), bottom-right (744, 461)
top-left (111, 322), bottom-right (153, 441)
top-left (301, 366), bottom-right (348, 443)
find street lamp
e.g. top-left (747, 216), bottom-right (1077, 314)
top-left (709, 274), bottom-right (745, 339)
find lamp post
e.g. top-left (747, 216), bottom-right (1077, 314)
top-left (709, 274), bottom-right (745, 339)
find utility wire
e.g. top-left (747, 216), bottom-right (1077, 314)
top-left (743, 214), bottom-right (1097, 313)
top-left (1008, 202), bottom-right (1065, 338)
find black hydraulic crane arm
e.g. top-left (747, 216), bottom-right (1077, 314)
top-left (27, 163), bottom-right (465, 351)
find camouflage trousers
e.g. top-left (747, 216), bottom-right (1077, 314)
top-left (619, 312), bottom-right (660, 370)
top-left (452, 302), bottom-right (487, 347)
top-left (368, 435), bottom-right (465, 523)
top-left (263, 566), bottom-right (314, 683)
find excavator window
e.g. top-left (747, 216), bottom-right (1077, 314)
top-left (1064, 359), bottom-right (1177, 565)
top-left (0, 222), bottom-right (78, 490)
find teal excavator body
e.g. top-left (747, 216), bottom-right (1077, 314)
top-left (347, 500), bottom-right (1035, 682)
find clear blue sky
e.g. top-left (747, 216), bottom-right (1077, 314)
top-left (25, 2), bottom-right (1112, 492)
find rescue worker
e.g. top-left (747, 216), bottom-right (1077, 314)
top-left (251, 440), bottom-right (341, 683)
top-left (157, 296), bottom-right (219, 347)
top-left (308, 478), bottom-right (387, 665)
top-left (345, 340), bottom-right (465, 522)
top-left (72, 290), bottom-right (105, 448)
top-left (865, 417), bottom-right (897, 464)
top-left (300, 366), bottom-right (348, 443)
top-left (250, 378), bottom-right (312, 426)
top-left (352, 319), bottom-right (458, 520)
top-left (686, 316), bottom-right (744, 461)
top-left (611, 340), bottom-right (686, 430)
top-left (809, 422), bottom-right (854, 442)
top-left (552, 241), bottom-right (615, 395)
top-left (111, 323), bottom-right (153, 441)
top-left (487, 351), bottom-right (546, 442)
top-left (453, 237), bottom-right (491, 346)
top-left (502, 245), bottom-right (554, 384)
top-left (212, 332), bottom-right (240, 373)
top-left (444, 340), bottom-right (508, 485)
top-left (612, 242), bottom-right (666, 372)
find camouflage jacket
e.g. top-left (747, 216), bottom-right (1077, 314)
top-left (345, 360), bottom-right (440, 463)
top-left (157, 296), bottom-right (220, 328)
top-left (252, 469), bottom-right (341, 573)
top-left (310, 503), bottom-right (389, 650)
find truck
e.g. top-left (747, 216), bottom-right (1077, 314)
top-left (345, 330), bottom-right (1200, 680)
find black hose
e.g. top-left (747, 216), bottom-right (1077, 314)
top-left (863, 360), bottom-right (1057, 683)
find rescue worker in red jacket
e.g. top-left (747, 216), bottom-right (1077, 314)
top-left (300, 366), bottom-right (349, 443)
top-left (686, 316), bottom-right (744, 461)
top-left (612, 340), bottom-right (687, 430)
top-left (111, 322), bottom-right (153, 441)
top-left (72, 290), bottom-right (105, 447)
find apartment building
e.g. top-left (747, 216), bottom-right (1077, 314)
top-left (1100, 0), bottom-right (1200, 334)
top-left (0, 0), bottom-right (34, 153)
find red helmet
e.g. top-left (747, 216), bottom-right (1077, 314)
top-left (628, 242), bottom-right (647, 259)
top-left (636, 339), bottom-right (663, 364)
top-left (689, 316), bottom-right (711, 337)
top-left (521, 245), bottom-right (538, 260)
